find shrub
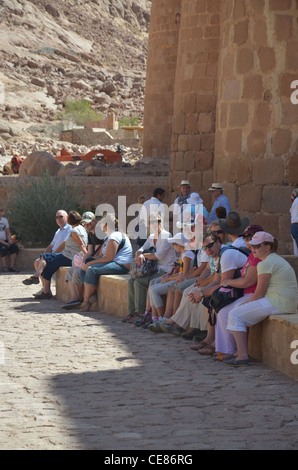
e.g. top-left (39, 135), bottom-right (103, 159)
top-left (57, 99), bottom-right (103, 126)
top-left (119, 115), bottom-right (140, 127)
top-left (6, 171), bottom-right (83, 246)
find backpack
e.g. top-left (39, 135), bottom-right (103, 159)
top-left (202, 245), bottom-right (250, 325)
top-left (129, 246), bottom-right (158, 279)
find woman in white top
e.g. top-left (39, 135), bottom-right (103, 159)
top-left (290, 188), bottom-right (298, 255)
top-left (125, 212), bottom-right (176, 323)
top-left (79, 213), bottom-right (133, 311)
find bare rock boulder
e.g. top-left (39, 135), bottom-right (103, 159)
top-left (19, 151), bottom-right (63, 176)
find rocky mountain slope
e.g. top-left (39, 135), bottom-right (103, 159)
top-left (0, 0), bottom-right (151, 154)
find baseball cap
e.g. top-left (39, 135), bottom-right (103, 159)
top-left (81, 211), bottom-right (95, 224)
top-left (167, 233), bottom-right (190, 246)
top-left (249, 231), bottom-right (274, 245)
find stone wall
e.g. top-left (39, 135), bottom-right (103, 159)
top-left (143, 0), bottom-right (298, 253)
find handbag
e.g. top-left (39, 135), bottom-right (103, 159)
top-left (129, 247), bottom-right (158, 279)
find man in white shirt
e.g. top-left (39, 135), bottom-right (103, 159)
top-left (22, 209), bottom-right (71, 286)
top-left (139, 187), bottom-right (166, 233)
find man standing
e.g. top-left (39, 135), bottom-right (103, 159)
top-left (22, 209), bottom-right (71, 285)
top-left (207, 183), bottom-right (231, 225)
top-left (173, 180), bottom-right (191, 228)
top-left (138, 188), bottom-right (166, 235)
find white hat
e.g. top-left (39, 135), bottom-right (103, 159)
top-left (179, 180), bottom-right (190, 186)
top-left (208, 183), bottom-right (224, 191)
top-left (167, 233), bottom-right (190, 246)
top-left (187, 192), bottom-right (203, 205)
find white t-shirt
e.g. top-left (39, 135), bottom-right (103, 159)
top-left (232, 237), bottom-right (246, 248)
top-left (139, 197), bottom-right (166, 226)
top-left (182, 250), bottom-right (195, 262)
top-left (139, 229), bottom-right (176, 272)
top-left (0, 217), bottom-right (9, 241)
top-left (291, 198), bottom-right (298, 224)
top-left (101, 231), bottom-right (133, 265)
top-left (218, 245), bottom-right (248, 274)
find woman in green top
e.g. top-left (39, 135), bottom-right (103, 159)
top-left (225, 231), bottom-right (297, 366)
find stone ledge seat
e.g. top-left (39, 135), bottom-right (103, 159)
top-left (55, 266), bottom-right (298, 381)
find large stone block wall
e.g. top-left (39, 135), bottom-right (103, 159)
top-left (143, 0), bottom-right (298, 253)
top-left (214, 0), bottom-right (298, 251)
top-left (143, 0), bottom-right (182, 158)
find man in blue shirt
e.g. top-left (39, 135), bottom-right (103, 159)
top-left (207, 183), bottom-right (231, 225)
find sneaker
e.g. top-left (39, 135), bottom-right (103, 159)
top-left (181, 328), bottom-right (202, 340)
top-left (159, 322), bottom-right (182, 336)
top-left (192, 331), bottom-right (208, 342)
top-left (61, 300), bottom-right (82, 310)
top-left (148, 321), bottom-right (163, 333)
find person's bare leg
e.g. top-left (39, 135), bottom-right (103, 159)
top-left (231, 331), bottom-right (248, 360)
top-left (80, 284), bottom-right (96, 311)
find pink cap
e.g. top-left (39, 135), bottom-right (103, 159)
top-left (249, 231), bottom-right (274, 245)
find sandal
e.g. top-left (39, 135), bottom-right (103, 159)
top-left (190, 340), bottom-right (209, 351)
top-left (79, 301), bottom-right (91, 312)
top-left (122, 313), bottom-right (136, 323)
top-left (198, 345), bottom-right (216, 356)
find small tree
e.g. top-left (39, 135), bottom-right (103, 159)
top-left (7, 171), bottom-right (83, 246)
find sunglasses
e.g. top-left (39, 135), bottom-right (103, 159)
top-left (202, 241), bottom-right (215, 251)
top-left (243, 234), bottom-right (253, 240)
top-left (56, 215), bottom-right (65, 219)
top-left (150, 220), bottom-right (160, 224)
top-left (213, 229), bottom-right (224, 235)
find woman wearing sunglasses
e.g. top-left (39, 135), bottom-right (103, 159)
top-left (225, 231), bottom-right (297, 366)
top-left (214, 225), bottom-right (263, 361)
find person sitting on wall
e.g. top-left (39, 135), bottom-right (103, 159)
top-left (225, 231), bottom-right (298, 367)
top-left (61, 211), bottom-right (103, 310)
top-left (0, 205), bottom-right (20, 272)
top-left (78, 213), bottom-right (133, 312)
top-left (22, 210), bottom-right (72, 289)
top-left (34, 211), bottom-right (88, 299)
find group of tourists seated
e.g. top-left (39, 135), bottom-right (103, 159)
top-left (20, 182), bottom-right (297, 368)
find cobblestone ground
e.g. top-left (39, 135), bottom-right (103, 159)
top-left (0, 273), bottom-right (298, 451)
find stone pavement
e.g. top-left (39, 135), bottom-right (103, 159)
top-left (0, 273), bottom-right (298, 451)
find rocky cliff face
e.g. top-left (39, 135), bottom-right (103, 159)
top-left (0, 0), bottom-right (151, 146)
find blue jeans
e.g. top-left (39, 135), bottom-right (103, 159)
top-left (291, 223), bottom-right (298, 251)
top-left (41, 253), bottom-right (72, 280)
top-left (80, 262), bottom-right (129, 287)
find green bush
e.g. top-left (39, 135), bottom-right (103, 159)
top-left (119, 115), bottom-right (140, 127)
top-left (57, 99), bottom-right (103, 126)
top-left (6, 171), bottom-right (83, 246)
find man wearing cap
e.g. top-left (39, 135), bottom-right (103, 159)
top-left (207, 183), bottom-right (231, 225)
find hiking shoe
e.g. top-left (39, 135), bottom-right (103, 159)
top-left (181, 328), bottom-right (202, 340)
top-left (159, 323), bottom-right (182, 336)
top-left (22, 276), bottom-right (39, 285)
top-left (148, 321), bottom-right (163, 333)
